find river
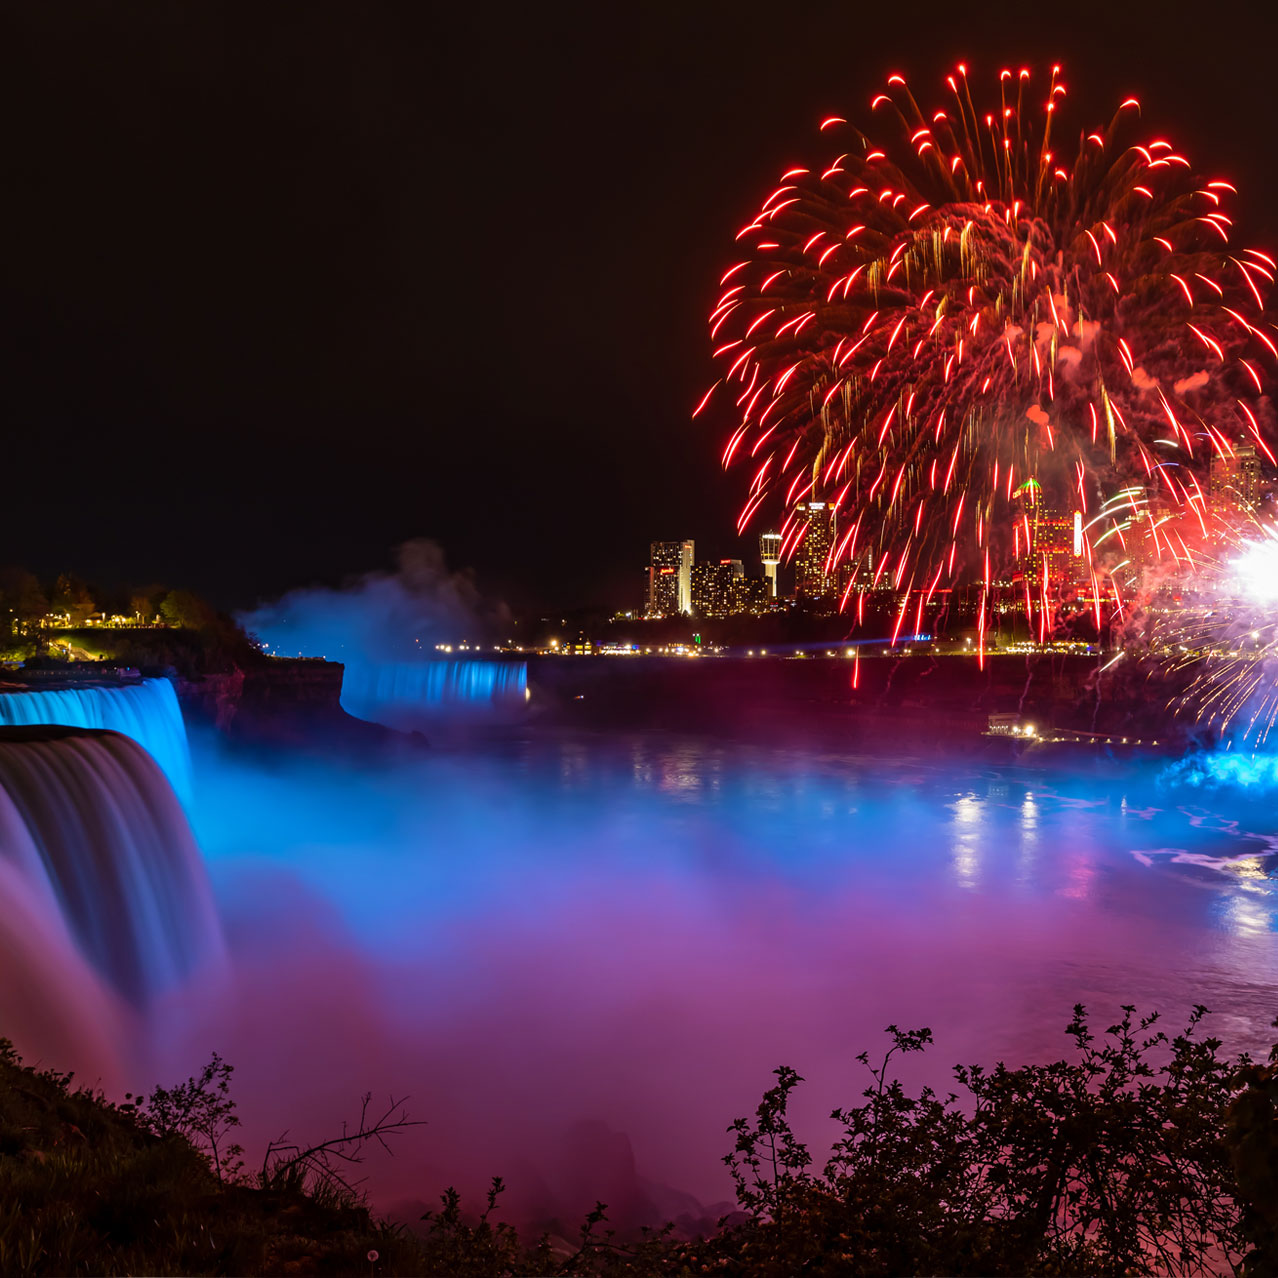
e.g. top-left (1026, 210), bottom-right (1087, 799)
top-left (171, 723), bottom-right (1278, 1225)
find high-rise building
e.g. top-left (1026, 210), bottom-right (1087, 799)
top-left (691, 558), bottom-right (744, 617)
top-left (1011, 482), bottom-right (1089, 595)
top-left (759, 531), bottom-right (781, 598)
top-left (1209, 445), bottom-right (1263, 514)
top-left (1107, 486), bottom-right (1159, 575)
top-left (647, 540), bottom-right (694, 615)
top-left (1035, 507), bottom-right (1085, 588)
top-left (744, 576), bottom-right (773, 614)
top-left (795, 501), bottom-right (836, 606)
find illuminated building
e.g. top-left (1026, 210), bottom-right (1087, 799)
top-left (794, 501), bottom-right (836, 606)
top-left (738, 576), bottom-right (771, 615)
top-left (647, 540), bottom-right (694, 616)
top-left (759, 531), bottom-right (781, 598)
top-left (838, 550), bottom-right (883, 595)
top-left (1035, 506), bottom-right (1078, 583)
top-left (1111, 486), bottom-right (1160, 574)
top-left (1209, 445), bottom-right (1263, 514)
top-left (1012, 481), bottom-right (1088, 598)
top-left (692, 559), bottom-right (744, 617)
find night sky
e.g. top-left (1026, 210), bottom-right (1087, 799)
top-left (5, 1), bottom-right (1277, 611)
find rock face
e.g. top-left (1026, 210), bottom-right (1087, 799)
top-left (177, 659), bottom-right (337, 730)
top-left (177, 658), bottom-right (401, 750)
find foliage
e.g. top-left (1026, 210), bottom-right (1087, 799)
top-left (129, 1052), bottom-right (244, 1184)
top-left (1228, 1017), bottom-right (1278, 1275)
top-left (52, 573), bottom-right (95, 625)
top-left (260, 1091), bottom-right (422, 1202)
top-left (707, 1005), bottom-right (1250, 1276)
top-left (160, 589), bottom-right (216, 631)
top-left (0, 567), bottom-right (48, 621)
top-left (415, 1182), bottom-right (693, 1277)
top-left (1, 1007), bottom-right (1275, 1275)
top-left (415, 1178), bottom-right (558, 1276)
top-left (130, 582), bottom-right (168, 622)
top-left (0, 1040), bottom-right (419, 1275)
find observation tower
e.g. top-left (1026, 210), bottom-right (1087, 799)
top-left (759, 531), bottom-right (781, 598)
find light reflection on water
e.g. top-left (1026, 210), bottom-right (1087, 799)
top-left (181, 729), bottom-right (1278, 1209)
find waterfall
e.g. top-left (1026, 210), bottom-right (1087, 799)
top-left (340, 659), bottom-right (528, 729)
top-left (0, 726), bottom-right (223, 1002)
top-left (0, 678), bottom-right (191, 799)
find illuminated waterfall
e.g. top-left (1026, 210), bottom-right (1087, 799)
top-left (340, 660), bottom-right (528, 729)
top-left (0, 727), bottom-right (222, 1001)
top-left (0, 678), bottom-right (191, 798)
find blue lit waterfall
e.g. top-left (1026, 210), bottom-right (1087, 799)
top-left (340, 660), bottom-right (528, 729)
top-left (0, 727), bottom-right (222, 1002)
top-left (0, 678), bottom-right (191, 798)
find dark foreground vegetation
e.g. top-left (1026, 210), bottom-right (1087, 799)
top-left (2, 1006), bottom-right (1276, 1276)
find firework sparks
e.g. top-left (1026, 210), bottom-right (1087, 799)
top-left (1161, 519), bottom-right (1278, 747)
top-left (701, 64), bottom-right (1277, 659)
top-left (1231, 536), bottom-right (1278, 605)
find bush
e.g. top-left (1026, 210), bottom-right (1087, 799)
top-left (1, 1007), bottom-right (1276, 1275)
top-left (711, 1005), bottom-right (1255, 1275)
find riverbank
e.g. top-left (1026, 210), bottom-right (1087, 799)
top-left (524, 652), bottom-right (1204, 756)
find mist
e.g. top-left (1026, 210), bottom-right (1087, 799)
top-left (238, 539), bottom-right (511, 663)
top-left (130, 723), bottom-right (1278, 1233)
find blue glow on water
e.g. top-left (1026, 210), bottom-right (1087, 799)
top-left (1159, 750), bottom-right (1278, 791)
top-left (177, 729), bottom-right (1278, 1213)
top-left (188, 730), bottom-right (1278, 1001)
top-left (0, 679), bottom-right (192, 799)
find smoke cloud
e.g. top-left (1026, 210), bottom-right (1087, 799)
top-left (239, 540), bottom-right (510, 663)
top-left (1056, 344), bottom-right (1083, 373)
top-left (1074, 317), bottom-right (1101, 346)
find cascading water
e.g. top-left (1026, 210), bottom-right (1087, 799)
top-left (0, 677), bottom-right (192, 799)
top-left (340, 659), bottom-right (528, 729)
top-left (0, 726), bottom-right (222, 1003)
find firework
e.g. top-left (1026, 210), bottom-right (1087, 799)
top-left (699, 65), bottom-right (1277, 658)
top-left (1161, 518), bottom-right (1278, 747)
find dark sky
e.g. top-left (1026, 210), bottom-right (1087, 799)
top-left (4, 2), bottom-right (1278, 611)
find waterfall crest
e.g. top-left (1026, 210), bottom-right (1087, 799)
top-left (0, 726), bottom-right (223, 1002)
top-left (0, 678), bottom-right (192, 798)
top-left (340, 660), bottom-right (528, 729)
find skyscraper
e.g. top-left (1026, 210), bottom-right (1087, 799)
top-left (759, 531), bottom-right (781, 598)
top-left (1033, 506), bottom-right (1087, 590)
top-left (647, 540), bottom-right (694, 615)
top-left (692, 558), bottom-right (744, 617)
top-left (1209, 445), bottom-right (1263, 514)
top-left (794, 501), bottom-right (836, 606)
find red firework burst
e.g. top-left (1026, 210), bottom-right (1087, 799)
top-left (700, 64), bottom-right (1277, 656)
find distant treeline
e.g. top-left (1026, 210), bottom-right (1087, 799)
top-left (0, 567), bottom-right (258, 674)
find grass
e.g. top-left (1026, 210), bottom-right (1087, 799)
top-left (0, 1041), bottom-right (419, 1276)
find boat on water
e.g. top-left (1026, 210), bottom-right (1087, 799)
top-left (983, 712), bottom-right (1170, 762)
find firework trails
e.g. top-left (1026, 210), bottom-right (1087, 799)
top-left (700, 65), bottom-right (1277, 654)
top-left (1162, 518), bottom-right (1278, 747)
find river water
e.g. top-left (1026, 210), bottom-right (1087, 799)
top-left (171, 724), bottom-right (1278, 1223)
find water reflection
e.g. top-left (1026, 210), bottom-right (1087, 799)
top-left (951, 795), bottom-right (983, 889)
